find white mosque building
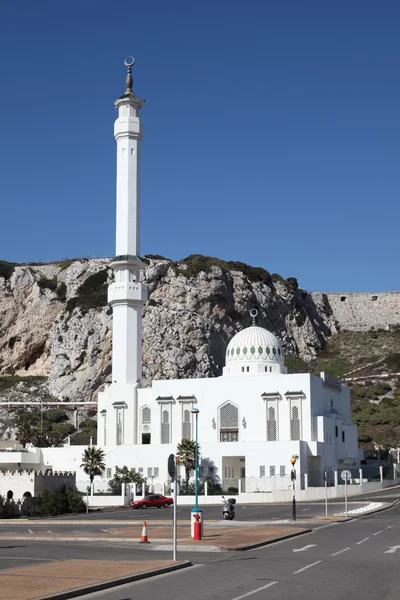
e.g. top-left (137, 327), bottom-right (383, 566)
top-left (3, 58), bottom-right (359, 496)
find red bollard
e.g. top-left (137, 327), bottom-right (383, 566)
top-left (193, 513), bottom-right (202, 541)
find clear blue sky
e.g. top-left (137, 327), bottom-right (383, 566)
top-left (0, 1), bottom-right (399, 292)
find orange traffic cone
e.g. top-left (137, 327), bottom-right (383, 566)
top-left (139, 520), bottom-right (149, 543)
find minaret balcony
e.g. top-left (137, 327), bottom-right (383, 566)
top-left (114, 117), bottom-right (143, 139)
top-left (108, 282), bottom-right (148, 304)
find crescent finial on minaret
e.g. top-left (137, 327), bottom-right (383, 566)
top-left (124, 56), bottom-right (135, 93)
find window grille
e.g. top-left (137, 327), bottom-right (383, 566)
top-left (141, 406), bottom-right (151, 423)
top-left (270, 466), bottom-right (275, 477)
top-left (280, 465), bottom-right (286, 477)
top-left (116, 408), bottom-right (123, 445)
top-left (182, 408), bottom-right (192, 440)
top-left (161, 408), bottom-right (171, 444)
top-left (106, 468), bottom-right (112, 479)
top-left (154, 467), bottom-right (159, 478)
top-left (148, 467), bottom-right (153, 478)
top-left (266, 403), bottom-right (277, 441)
top-left (220, 402), bottom-right (239, 442)
top-left (102, 413), bottom-right (107, 446)
top-left (260, 466), bottom-right (265, 477)
top-left (290, 402), bottom-right (301, 440)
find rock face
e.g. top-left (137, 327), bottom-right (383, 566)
top-left (1, 257), bottom-right (399, 404)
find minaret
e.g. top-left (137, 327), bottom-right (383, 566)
top-left (107, 57), bottom-right (148, 386)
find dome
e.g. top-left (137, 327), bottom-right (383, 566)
top-left (225, 326), bottom-right (284, 366)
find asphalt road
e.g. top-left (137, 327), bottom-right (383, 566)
top-left (73, 503), bottom-right (400, 600)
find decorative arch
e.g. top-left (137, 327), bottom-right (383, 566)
top-left (140, 405), bottom-right (152, 445)
top-left (140, 405), bottom-right (151, 424)
top-left (219, 401), bottom-right (239, 442)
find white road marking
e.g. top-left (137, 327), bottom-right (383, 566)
top-left (301, 508), bottom-right (310, 512)
top-left (46, 530), bottom-right (52, 533)
top-left (357, 537), bottom-right (370, 545)
top-left (331, 547), bottom-right (350, 556)
top-left (293, 544), bottom-right (317, 553)
top-left (28, 529), bottom-right (33, 534)
top-left (293, 561), bottom-right (322, 574)
top-left (100, 529), bottom-right (112, 533)
top-left (385, 546), bottom-right (400, 554)
top-left (373, 530), bottom-right (383, 536)
top-left (230, 581), bottom-right (278, 600)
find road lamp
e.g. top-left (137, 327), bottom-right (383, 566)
top-left (191, 408), bottom-right (200, 509)
top-left (290, 455), bottom-right (299, 521)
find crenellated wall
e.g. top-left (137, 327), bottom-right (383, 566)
top-left (0, 469), bottom-right (76, 502)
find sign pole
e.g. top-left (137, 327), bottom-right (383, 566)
top-left (325, 471), bottom-right (328, 517)
top-left (345, 476), bottom-right (348, 518)
top-left (173, 467), bottom-right (177, 561)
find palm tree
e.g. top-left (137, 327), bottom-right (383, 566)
top-left (81, 446), bottom-right (106, 484)
top-left (177, 439), bottom-right (200, 488)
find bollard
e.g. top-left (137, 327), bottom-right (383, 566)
top-left (193, 513), bottom-right (202, 541)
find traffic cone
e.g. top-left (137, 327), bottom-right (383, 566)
top-left (139, 520), bottom-right (149, 543)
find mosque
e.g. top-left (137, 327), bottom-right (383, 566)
top-left (5, 58), bottom-right (360, 494)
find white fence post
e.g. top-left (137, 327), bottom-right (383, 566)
top-left (238, 478), bottom-right (242, 495)
top-left (359, 468), bottom-right (363, 485)
top-left (393, 464), bottom-right (397, 481)
top-left (121, 482), bottom-right (126, 503)
top-left (379, 466), bottom-right (383, 483)
top-left (304, 473), bottom-right (308, 489)
top-left (334, 471), bottom-right (338, 487)
top-left (204, 480), bottom-right (208, 497)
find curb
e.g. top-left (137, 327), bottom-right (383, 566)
top-left (35, 560), bottom-right (192, 600)
top-left (222, 527), bottom-right (311, 552)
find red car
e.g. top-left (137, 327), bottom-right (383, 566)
top-left (130, 494), bottom-right (173, 509)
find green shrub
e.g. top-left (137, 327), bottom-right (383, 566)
top-left (145, 254), bottom-right (171, 261)
top-left (295, 307), bottom-right (307, 327)
top-left (33, 486), bottom-right (85, 516)
top-left (172, 254), bottom-right (271, 284)
top-left (271, 273), bottom-right (284, 282)
top-left (0, 375), bottom-right (48, 393)
top-left (0, 260), bottom-right (16, 280)
top-left (66, 269), bottom-right (108, 312)
top-left (0, 496), bottom-right (20, 519)
top-left (385, 353), bottom-right (400, 372)
top-left (285, 277), bottom-right (299, 290)
top-left (56, 282), bottom-right (67, 301)
top-left (37, 276), bottom-right (57, 292)
top-left (58, 259), bottom-right (75, 271)
top-left (284, 355), bottom-right (311, 374)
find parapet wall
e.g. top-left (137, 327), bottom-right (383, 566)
top-left (0, 470), bottom-right (76, 502)
top-left (313, 292), bottom-right (400, 332)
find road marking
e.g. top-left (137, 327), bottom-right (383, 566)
top-left (293, 561), bottom-right (322, 574)
top-left (331, 547), bottom-right (350, 556)
top-left (373, 530), bottom-right (383, 536)
top-left (46, 530), bottom-right (53, 533)
top-left (293, 544), bottom-right (317, 553)
top-left (100, 529), bottom-right (112, 533)
top-left (28, 529), bottom-right (33, 534)
top-left (301, 508), bottom-right (310, 512)
top-left (230, 581), bottom-right (278, 600)
top-left (385, 546), bottom-right (400, 554)
top-left (357, 537), bottom-right (370, 545)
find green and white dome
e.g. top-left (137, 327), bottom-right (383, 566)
top-left (225, 326), bottom-right (283, 365)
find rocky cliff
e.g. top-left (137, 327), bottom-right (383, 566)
top-left (1, 255), bottom-right (399, 407)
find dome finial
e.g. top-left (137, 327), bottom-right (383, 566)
top-left (250, 308), bottom-right (258, 325)
top-left (124, 56), bottom-right (135, 93)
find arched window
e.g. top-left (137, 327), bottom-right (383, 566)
top-left (219, 402), bottom-right (239, 442)
top-left (161, 409), bottom-right (170, 444)
top-left (267, 406), bottom-right (277, 441)
top-left (290, 405), bottom-right (301, 440)
top-left (141, 406), bottom-right (151, 444)
top-left (182, 409), bottom-right (191, 440)
top-left (141, 406), bottom-right (151, 424)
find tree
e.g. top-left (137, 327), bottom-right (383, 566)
top-left (177, 439), bottom-right (200, 488)
top-left (108, 466), bottom-right (147, 495)
top-left (14, 409), bottom-right (76, 448)
top-left (80, 447), bottom-right (105, 483)
top-left (71, 418), bottom-right (97, 445)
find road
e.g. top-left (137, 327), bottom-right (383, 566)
top-left (73, 504), bottom-right (400, 600)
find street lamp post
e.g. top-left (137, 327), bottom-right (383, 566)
top-left (191, 408), bottom-right (200, 509)
top-left (290, 455), bottom-right (299, 521)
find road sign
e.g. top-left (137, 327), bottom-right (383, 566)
top-left (168, 454), bottom-right (176, 478)
top-left (341, 470), bottom-right (351, 482)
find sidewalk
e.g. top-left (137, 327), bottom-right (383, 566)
top-left (0, 559), bottom-right (191, 600)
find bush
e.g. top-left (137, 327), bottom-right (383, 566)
top-left (56, 282), bottom-right (67, 301)
top-left (0, 260), bottom-right (16, 280)
top-left (172, 254), bottom-right (271, 284)
top-left (285, 277), bottom-right (299, 290)
top-left (37, 276), bottom-right (58, 292)
top-left (34, 486), bottom-right (85, 516)
top-left (0, 496), bottom-right (20, 519)
top-left (66, 269), bottom-right (109, 312)
top-left (386, 353), bottom-right (400, 372)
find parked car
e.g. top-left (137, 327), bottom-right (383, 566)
top-left (130, 494), bottom-right (173, 509)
